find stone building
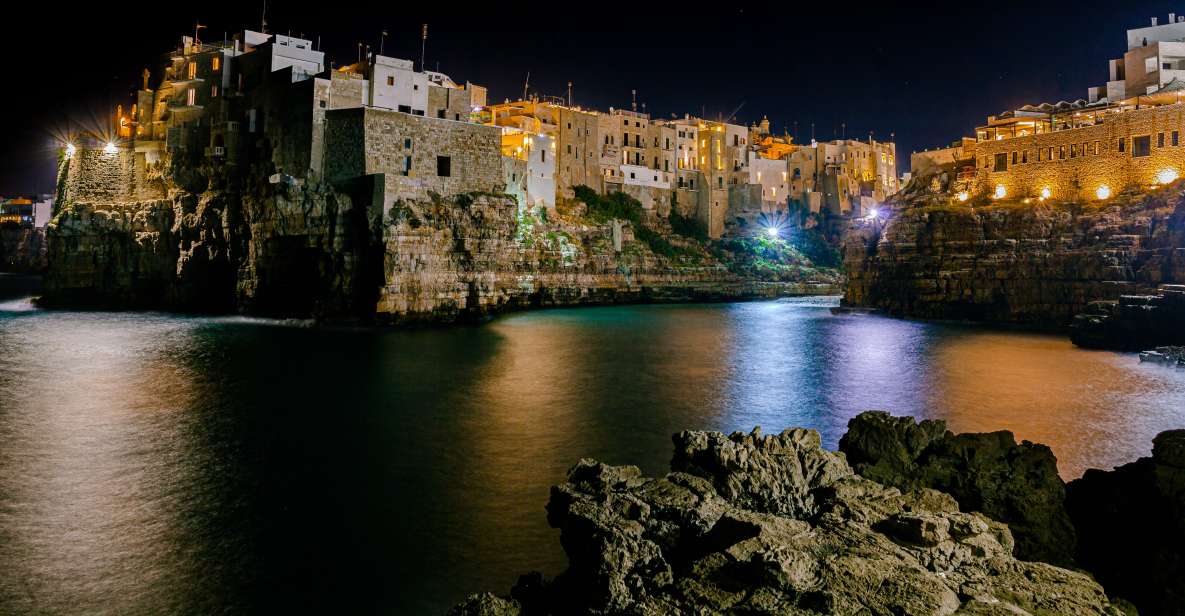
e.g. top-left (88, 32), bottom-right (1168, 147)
top-left (324, 107), bottom-right (504, 216)
top-left (970, 17), bottom-right (1185, 202)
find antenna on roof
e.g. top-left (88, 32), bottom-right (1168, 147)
top-left (567, 81), bottom-right (572, 107)
top-left (631, 89), bottom-right (637, 112)
top-left (523, 71), bottom-right (530, 101)
top-left (725, 101), bottom-right (745, 124)
top-left (261, 0), bottom-right (268, 34)
top-left (420, 24), bottom-right (428, 72)
top-left (380, 30), bottom-right (387, 56)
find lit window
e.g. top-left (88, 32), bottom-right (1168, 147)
top-left (187, 88), bottom-right (196, 106)
top-left (188, 62), bottom-right (197, 79)
top-left (212, 56), bottom-right (221, 71)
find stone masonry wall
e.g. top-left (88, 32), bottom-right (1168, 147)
top-left (975, 104), bottom-right (1185, 201)
top-left (325, 107), bottom-right (504, 213)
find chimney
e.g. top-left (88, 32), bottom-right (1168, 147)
top-left (1153, 16), bottom-right (1159, 25)
top-left (1172, 13), bottom-right (1177, 22)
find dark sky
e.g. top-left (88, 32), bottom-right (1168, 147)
top-left (1, 2), bottom-right (1178, 195)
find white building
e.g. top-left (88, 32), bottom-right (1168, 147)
top-left (244, 30), bottom-right (324, 82)
top-left (366, 55), bottom-right (430, 115)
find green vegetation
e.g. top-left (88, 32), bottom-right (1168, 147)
top-left (669, 211), bottom-right (708, 241)
top-left (716, 236), bottom-right (829, 282)
top-left (573, 185), bottom-right (642, 224)
top-left (785, 228), bottom-right (841, 269)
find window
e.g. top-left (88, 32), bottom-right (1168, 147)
top-left (1094, 141), bottom-right (1101, 155)
top-left (994, 152), bottom-right (1008, 172)
top-left (1058, 145), bottom-right (1066, 160)
top-left (1134, 135), bottom-right (1151, 157)
top-left (436, 156), bottom-right (451, 176)
top-left (1174, 131), bottom-right (1180, 146)
top-left (211, 85), bottom-right (219, 98)
top-left (437, 109), bottom-right (446, 119)
top-left (398, 104), bottom-right (411, 113)
top-left (1011, 151), bottom-right (1018, 164)
top-left (212, 56), bottom-right (221, 71)
top-left (541, 150), bottom-right (546, 163)
top-left (1070, 144), bottom-right (1078, 158)
top-left (623, 119), bottom-right (628, 126)
top-left (1021, 150), bottom-right (1028, 163)
top-left (188, 62), bottom-right (197, 79)
top-left (186, 88), bottom-right (196, 106)
top-left (1159, 132), bottom-right (1166, 147)
top-left (1118, 137), bottom-right (1126, 153)
top-left (387, 76), bottom-right (395, 86)
top-left (319, 99), bottom-right (327, 108)
top-left (404, 138), bottom-right (412, 149)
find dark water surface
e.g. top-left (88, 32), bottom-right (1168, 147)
top-left (2, 273), bottom-right (1184, 614)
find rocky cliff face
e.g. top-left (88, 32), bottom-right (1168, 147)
top-left (0, 227), bottom-right (47, 273)
top-left (451, 420), bottom-right (1124, 615)
top-left (844, 168), bottom-right (1185, 328)
top-left (41, 156), bottom-right (840, 320)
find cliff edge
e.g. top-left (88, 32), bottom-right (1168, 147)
top-left (843, 165), bottom-right (1185, 328)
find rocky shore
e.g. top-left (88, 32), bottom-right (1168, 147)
top-left (452, 412), bottom-right (1185, 615)
top-left (40, 158), bottom-right (840, 321)
top-left (0, 226), bottom-right (46, 273)
top-left (843, 167), bottom-right (1185, 332)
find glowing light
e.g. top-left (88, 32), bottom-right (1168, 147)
top-left (1156, 168), bottom-right (1179, 185)
top-left (956, 191), bottom-right (969, 202)
top-left (993, 184), bottom-right (1007, 199)
top-left (1040, 187), bottom-right (1051, 200)
top-left (1096, 184), bottom-right (1111, 200)
top-left (766, 226), bottom-right (779, 238)
top-left (867, 208), bottom-right (880, 220)
top-left (64, 143), bottom-right (76, 158)
top-left (103, 142), bottom-right (117, 154)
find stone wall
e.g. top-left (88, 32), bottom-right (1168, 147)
top-left (325, 107), bottom-right (504, 213)
top-left (975, 104), bottom-right (1185, 201)
top-left (61, 148), bottom-right (165, 205)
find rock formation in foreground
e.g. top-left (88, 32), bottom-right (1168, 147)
top-left (1067, 429), bottom-right (1185, 615)
top-left (451, 424), bottom-right (1122, 615)
top-left (837, 411), bottom-right (1076, 566)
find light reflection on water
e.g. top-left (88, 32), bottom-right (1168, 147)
top-left (2, 286), bottom-right (1184, 614)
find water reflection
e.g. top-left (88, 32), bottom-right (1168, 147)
top-left (2, 290), bottom-right (1184, 614)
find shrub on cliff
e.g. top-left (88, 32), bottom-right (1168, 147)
top-left (572, 185), bottom-right (640, 224)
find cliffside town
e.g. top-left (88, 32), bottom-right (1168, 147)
top-left (846, 15), bottom-right (1185, 345)
top-left (39, 28), bottom-right (873, 319)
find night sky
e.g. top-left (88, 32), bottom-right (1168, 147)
top-left (1, 2), bottom-right (1179, 195)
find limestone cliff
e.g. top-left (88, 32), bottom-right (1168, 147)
top-left (41, 153), bottom-right (840, 320)
top-left (843, 166), bottom-right (1185, 327)
top-left (0, 227), bottom-right (47, 273)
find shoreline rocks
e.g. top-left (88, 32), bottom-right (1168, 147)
top-left (451, 415), bottom-right (1131, 615)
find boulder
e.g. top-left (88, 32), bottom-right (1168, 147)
top-left (838, 411), bottom-right (1076, 566)
top-left (1067, 429), bottom-right (1185, 614)
top-left (453, 426), bottom-right (1122, 615)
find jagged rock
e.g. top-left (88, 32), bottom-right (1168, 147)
top-left (838, 411), bottom-right (1076, 566)
top-left (453, 425), bottom-right (1121, 615)
top-left (1067, 429), bottom-right (1185, 614)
